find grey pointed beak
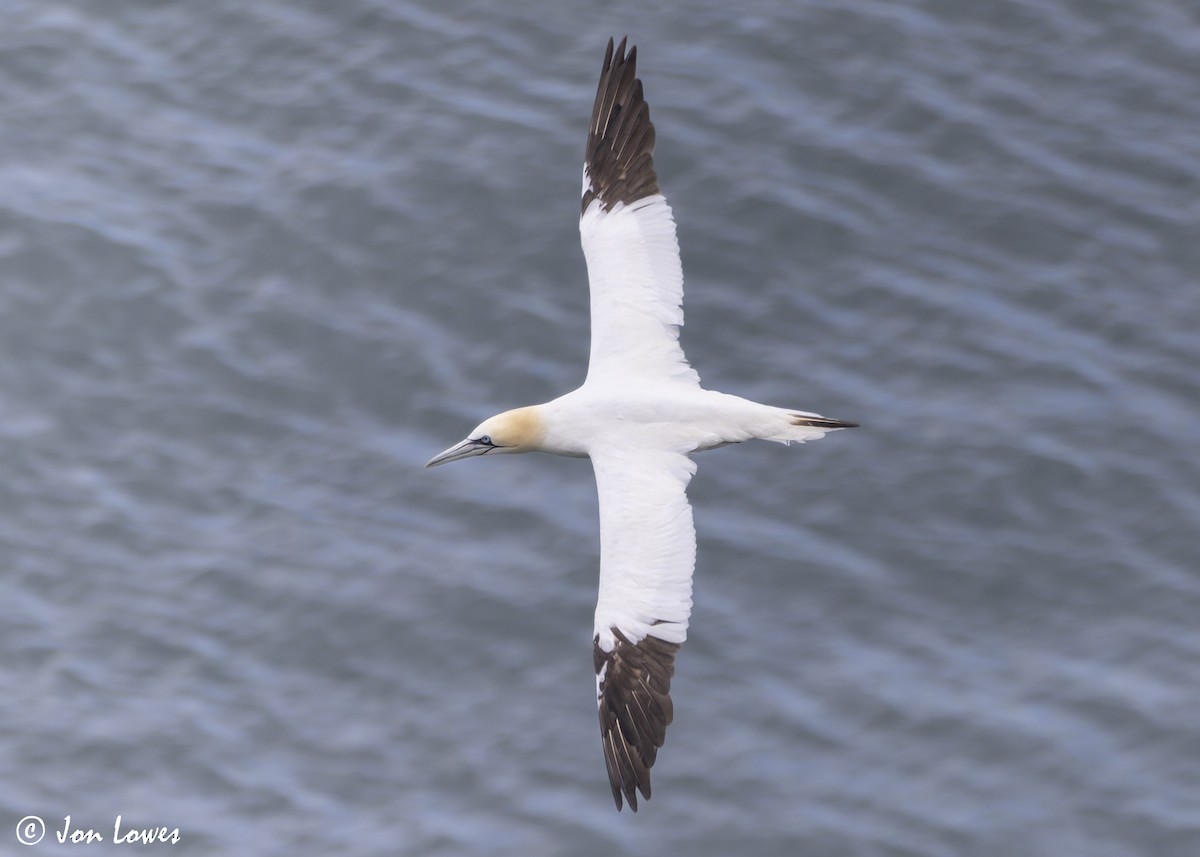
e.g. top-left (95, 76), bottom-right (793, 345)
top-left (425, 438), bottom-right (491, 468)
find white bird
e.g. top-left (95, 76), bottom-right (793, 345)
top-left (426, 37), bottom-right (856, 811)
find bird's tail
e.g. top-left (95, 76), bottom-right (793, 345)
top-left (764, 408), bottom-right (858, 445)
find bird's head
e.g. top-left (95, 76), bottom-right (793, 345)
top-left (425, 406), bottom-right (545, 468)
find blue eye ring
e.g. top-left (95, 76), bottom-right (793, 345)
top-left (479, 435), bottom-right (492, 446)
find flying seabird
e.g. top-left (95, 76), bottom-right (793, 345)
top-left (426, 37), bottom-right (857, 811)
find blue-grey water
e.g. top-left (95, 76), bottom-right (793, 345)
top-left (2, 1), bottom-right (1198, 855)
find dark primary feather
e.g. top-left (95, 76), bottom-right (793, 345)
top-left (582, 36), bottom-right (661, 215)
top-left (594, 628), bottom-right (680, 811)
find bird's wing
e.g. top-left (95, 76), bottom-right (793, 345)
top-left (590, 446), bottom-right (697, 811)
top-left (579, 38), bottom-right (700, 388)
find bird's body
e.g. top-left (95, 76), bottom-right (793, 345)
top-left (427, 37), bottom-right (856, 811)
top-left (535, 385), bottom-right (846, 455)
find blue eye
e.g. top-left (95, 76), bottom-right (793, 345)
top-left (480, 435), bottom-right (492, 445)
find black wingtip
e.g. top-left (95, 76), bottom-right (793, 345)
top-left (582, 36), bottom-right (660, 215)
top-left (595, 629), bottom-right (679, 813)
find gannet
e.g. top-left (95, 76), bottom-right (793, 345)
top-left (426, 37), bottom-right (857, 811)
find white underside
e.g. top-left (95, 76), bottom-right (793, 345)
top-left (575, 166), bottom-right (843, 656)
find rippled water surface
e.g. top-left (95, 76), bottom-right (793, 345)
top-left (3, 2), bottom-right (1198, 855)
